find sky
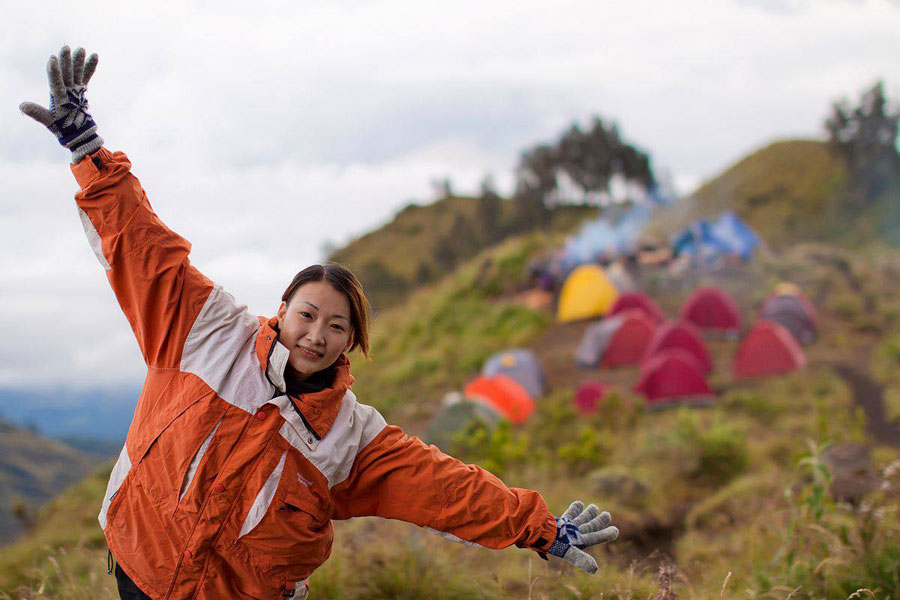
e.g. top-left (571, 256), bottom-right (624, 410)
top-left (1, 0), bottom-right (899, 391)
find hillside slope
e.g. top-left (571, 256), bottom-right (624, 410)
top-left (3, 141), bottom-right (900, 598)
top-left (0, 420), bottom-right (96, 545)
top-left (645, 139), bottom-right (850, 248)
top-left (329, 195), bottom-right (596, 308)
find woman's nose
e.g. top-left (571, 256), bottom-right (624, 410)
top-left (307, 325), bottom-right (327, 345)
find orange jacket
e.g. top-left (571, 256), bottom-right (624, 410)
top-left (74, 148), bottom-right (557, 599)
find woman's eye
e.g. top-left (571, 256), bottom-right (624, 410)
top-left (300, 311), bottom-right (312, 319)
top-left (331, 324), bottom-right (344, 332)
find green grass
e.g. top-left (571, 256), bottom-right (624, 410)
top-left (349, 233), bottom-right (559, 422)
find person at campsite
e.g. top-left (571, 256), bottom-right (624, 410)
top-left (19, 46), bottom-right (619, 599)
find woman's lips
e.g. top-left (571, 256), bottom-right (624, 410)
top-left (298, 346), bottom-right (324, 359)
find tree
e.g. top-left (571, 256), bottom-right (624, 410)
top-left (826, 80), bottom-right (900, 202)
top-left (476, 174), bottom-right (504, 241)
top-left (511, 115), bottom-right (655, 213)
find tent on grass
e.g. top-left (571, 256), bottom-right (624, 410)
top-left (680, 287), bottom-right (742, 336)
top-left (672, 212), bottom-right (760, 261)
top-left (733, 320), bottom-right (806, 378)
top-left (557, 265), bottom-right (620, 322)
top-left (609, 292), bottom-right (666, 324)
top-left (426, 397), bottom-right (501, 450)
top-left (761, 295), bottom-right (818, 346)
top-left (642, 320), bottom-right (714, 374)
top-left (573, 381), bottom-right (611, 414)
top-left (482, 349), bottom-right (546, 398)
top-left (575, 310), bottom-right (656, 368)
top-left (464, 375), bottom-right (536, 424)
top-left (634, 349), bottom-right (715, 405)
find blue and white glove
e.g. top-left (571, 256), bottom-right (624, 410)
top-left (20, 45), bottom-right (103, 163)
top-left (544, 501), bottom-right (618, 574)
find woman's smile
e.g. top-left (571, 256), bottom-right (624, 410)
top-left (298, 345), bottom-right (324, 359)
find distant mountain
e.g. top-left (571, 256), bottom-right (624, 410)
top-left (0, 386), bottom-right (138, 443)
top-left (0, 419), bottom-right (98, 544)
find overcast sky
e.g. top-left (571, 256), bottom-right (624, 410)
top-left (1, 0), bottom-right (899, 391)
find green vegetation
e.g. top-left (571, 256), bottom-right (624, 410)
top-left (0, 420), bottom-right (97, 546)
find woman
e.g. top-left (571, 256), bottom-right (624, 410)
top-left (20, 46), bottom-right (619, 600)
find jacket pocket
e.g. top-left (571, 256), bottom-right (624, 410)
top-left (132, 383), bottom-right (220, 506)
top-left (234, 452), bottom-right (332, 577)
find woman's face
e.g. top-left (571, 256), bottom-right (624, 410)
top-left (276, 281), bottom-right (353, 380)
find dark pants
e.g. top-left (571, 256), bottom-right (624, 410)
top-left (115, 563), bottom-right (154, 600)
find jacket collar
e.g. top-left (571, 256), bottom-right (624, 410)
top-left (256, 316), bottom-right (354, 438)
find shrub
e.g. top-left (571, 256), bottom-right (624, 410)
top-left (673, 409), bottom-right (750, 487)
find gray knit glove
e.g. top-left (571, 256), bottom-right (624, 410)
top-left (20, 45), bottom-right (103, 163)
top-left (544, 501), bottom-right (619, 574)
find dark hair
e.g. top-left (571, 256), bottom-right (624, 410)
top-left (281, 263), bottom-right (371, 358)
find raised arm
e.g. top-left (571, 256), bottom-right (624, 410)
top-left (20, 46), bottom-right (216, 368)
top-left (330, 423), bottom-right (618, 572)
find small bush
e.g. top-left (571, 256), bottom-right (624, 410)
top-left (673, 409), bottom-right (750, 487)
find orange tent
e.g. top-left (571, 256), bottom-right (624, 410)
top-left (464, 375), bottom-right (536, 424)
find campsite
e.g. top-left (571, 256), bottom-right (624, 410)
top-left (2, 5), bottom-right (900, 600)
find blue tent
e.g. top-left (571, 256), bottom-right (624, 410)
top-left (673, 212), bottom-right (759, 260)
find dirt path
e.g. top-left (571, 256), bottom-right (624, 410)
top-left (827, 362), bottom-right (900, 447)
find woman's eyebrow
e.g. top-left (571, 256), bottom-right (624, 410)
top-left (302, 301), bottom-right (348, 321)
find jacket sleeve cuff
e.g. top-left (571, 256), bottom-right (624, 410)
top-left (518, 510), bottom-right (558, 553)
top-left (70, 146), bottom-right (114, 189)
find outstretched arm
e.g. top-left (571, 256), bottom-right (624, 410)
top-left (20, 46), bottom-right (217, 368)
top-left (331, 424), bottom-right (618, 573)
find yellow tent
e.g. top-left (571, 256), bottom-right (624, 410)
top-left (557, 265), bottom-right (620, 322)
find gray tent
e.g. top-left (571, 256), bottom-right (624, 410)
top-left (482, 349), bottom-right (546, 398)
top-left (425, 399), bottom-right (501, 451)
top-left (574, 315), bottom-right (625, 367)
top-left (761, 296), bottom-right (817, 345)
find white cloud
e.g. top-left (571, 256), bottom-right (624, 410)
top-left (1, 0), bottom-right (899, 389)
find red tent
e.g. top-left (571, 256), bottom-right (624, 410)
top-left (634, 349), bottom-right (715, 405)
top-left (642, 320), bottom-right (714, 374)
top-left (680, 287), bottom-right (742, 334)
top-left (575, 310), bottom-right (656, 368)
top-left (733, 320), bottom-right (807, 379)
top-left (573, 381), bottom-right (609, 414)
top-left (465, 375), bottom-right (536, 424)
top-left (609, 292), bottom-right (666, 324)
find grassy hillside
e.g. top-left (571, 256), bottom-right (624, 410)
top-left (645, 139), bottom-right (852, 248)
top-left (4, 236), bottom-right (900, 599)
top-left (0, 420), bottom-right (96, 546)
top-left (329, 195), bottom-right (596, 308)
top-left (4, 141), bottom-right (900, 598)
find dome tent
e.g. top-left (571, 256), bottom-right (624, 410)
top-left (426, 398), bottom-right (501, 451)
top-left (464, 375), bottom-right (536, 424)
top-left (634, 349), bottom-right (715, 406)
top-left (733, 320), bottom-right (806, 379)
top-left (575, 310), bottom-right (656, 368)
top-left (761, 293), bottom-right (818, 346)
top-left (482, 349), bottom-right (546, 398)
top-left (609, 292), bottom-right (665, 324)
top-left (680, 287), bottom-right (742, 336)
top-left (556, 265), bottom-right (620, 322)
top-left (642, 320), bottom-right (714, 374)
top-left (573, 380), bottom-right (610, 414)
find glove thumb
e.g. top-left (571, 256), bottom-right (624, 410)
top-left (20, 101), bottom-right (54, 126)
top-left (564, 546), bottom-right (598, 574)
